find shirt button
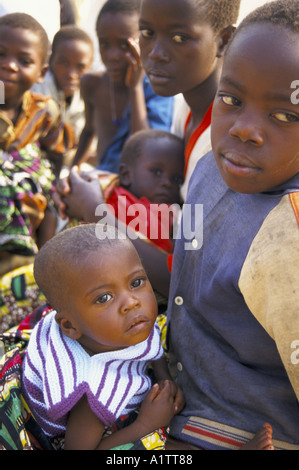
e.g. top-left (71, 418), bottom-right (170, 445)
top-left (192, 238), bottom-right (198, 249)
top-left (175, 296), bottom-right (184, 306)
top-left (177, 362), bottom-right (183, 372)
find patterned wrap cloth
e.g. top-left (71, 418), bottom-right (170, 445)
top-left (0, 306), bottom-right (169, 450)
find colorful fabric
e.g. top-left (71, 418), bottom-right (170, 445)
top-left (22, 312), bottom-right (164, 436)
top-left (32, 71), bottom-right (85, 143)
top-left (167, 150), bottom-right (299, 449)
top-left (0, 264), bottom-right (46, 334)
top-left (0, 90), bottom-right (73, 155)
top-left (171, 95), bottom-right (212, 201)
top-left (0, 305), bottom-right (53, 450)
top-left (0, 143), bottom-right (56, 256)
top-left (97, 76), bottom-right (174, 173)
top-left (0, 306), bottom-right (168, 450)
top-left (97, 173), bottom-right (175, 253)
top-left (180, 416), bottom-right (299, 451)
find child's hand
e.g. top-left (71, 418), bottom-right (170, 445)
top-left (125, 37), bottom-right (144, 88)
top-left (157, 379), bottom-right (185, 415)
top-left (137, 381), bottom-right (176, 434)
top-left (54, 166), bottom-right (104, 221)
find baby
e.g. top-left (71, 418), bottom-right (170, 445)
top-left (22, 223), bottom-right (184, 450)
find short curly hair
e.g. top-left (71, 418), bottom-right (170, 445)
top-left (51, 25), bottom-right (94, 58)
top-left (0, 12), bottom-right (50, 64)
top-left (96, 0), bottom-right (141, 30)
top-left (34, 224), bottom-right (129, 312)
top-left (235, 0), bottom-right (299, 35)
top-left (194, 0), bottom-right (241, 32)
top-left (120, 129), bottom-right (184, 167)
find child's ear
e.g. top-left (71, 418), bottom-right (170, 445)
top-left (55, 312), bottom-right (82, 340)
top-left (36, 63), bottom-right (49, 84)
top-left (216, 25), bottom-right (236, 58)
top-left (118, 162), bottom-right (132, 188)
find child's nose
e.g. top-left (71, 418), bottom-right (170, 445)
top-left (229, 110), bottom-right (264, 145)
top-left (1, 57), bottom-right (18, 72)
top-left (66, 67), bottom-right (79, 79)
top-left (160, 174), bottom-right (172, 187)
top-left (148, 38), bottom-right (170, 62)
top-left (119, 294), bottom-right (140, 315)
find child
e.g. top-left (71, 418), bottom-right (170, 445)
top-left (32, 25), bottom-right (94, 148)
top-left (71, 0), bottom-right (174, 173)
top-left (65, 129), bottom-right (184, 253)
top-left (165, 0), bottom-right (299, 450)
top-left (0, 13), bottom-right (73, 331)
top-left (52, 0), bottom-right (241, 298)
top-left (0, 13), bottom-right (73, 177)
top-left (139, 0), bottom-right (241, 200)
top-left (22, 223), bottom-right (184, 450)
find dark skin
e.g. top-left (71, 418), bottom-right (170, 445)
top-left (72, 11), bottom-right (150, 167)
top-left (51, 244), bottom-right (184, 450)
top-left (54, 0), bottom-right (235, 297)
top-left (0, 26), bottom-right (57, 257)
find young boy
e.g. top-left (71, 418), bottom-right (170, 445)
top-left (166, 0), bottom-right (299, 450)
top-left (71, 0), bottom-right (174, 173)
top-left (33, 25), bottom-right (94, 147)
top-left (22, 223), bottom-right (184, 450)
top-left (139, 0), bottom-right (241, 200)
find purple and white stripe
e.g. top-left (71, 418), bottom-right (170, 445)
top-left (22, 311), bottom-right (163, 437)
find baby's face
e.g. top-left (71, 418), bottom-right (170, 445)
top-left (211, 23), bottom-right (299, 194)
top-left (50, 39), bottom-right (93, 98)
top-left (62, 240), bottom-right (158, 354)
top-left (126, 137), bottom-right (184, 205)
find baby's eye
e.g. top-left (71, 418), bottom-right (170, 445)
top-left (151, 168), bottom-right (162, 176)
top-left (173, 175), bottom-right (184, 185)
top-left (219, 94), bottom-right (241, 107)
top-left (95, 293), bottom-right (112, 304)
top-left (131, 277), bottom-right (145, 289)
top-left (272, 112), bottom-right (299, 123)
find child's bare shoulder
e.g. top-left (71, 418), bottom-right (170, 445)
top-left (81, 70), bottom-right (106, 91)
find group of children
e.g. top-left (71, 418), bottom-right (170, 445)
top-left (0, 0), bottom-right (298, 453)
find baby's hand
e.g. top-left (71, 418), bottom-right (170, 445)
top-left (157, 379), bottom-right (185, 415)
top-left (137, 381), bottom-right (176, 434)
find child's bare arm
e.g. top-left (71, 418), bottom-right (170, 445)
top-left (125, 38), bottom-right (150, 133)
top-left (98, 382), bottom-right (175, 449)
top-left (64, 394), bottom-right (105, 450)
top-left (64, 384), bottom-right (175, 450)
top-left (72, 75), bottom-right (95, 167)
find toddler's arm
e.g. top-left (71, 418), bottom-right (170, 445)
top-left (152, 356), bottom-right (185, 414)
top-left (64, 384), bottom-right (175, 450)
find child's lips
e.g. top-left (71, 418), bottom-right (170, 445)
top-left (126, 316), bottom-right (149, 333)
top-left (146, 69), bottom-right (171, 85)
top-left (221, 151), bottom-right (261, 175)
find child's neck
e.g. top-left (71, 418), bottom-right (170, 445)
top-left (183, 65), bottom-right (222, 128)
